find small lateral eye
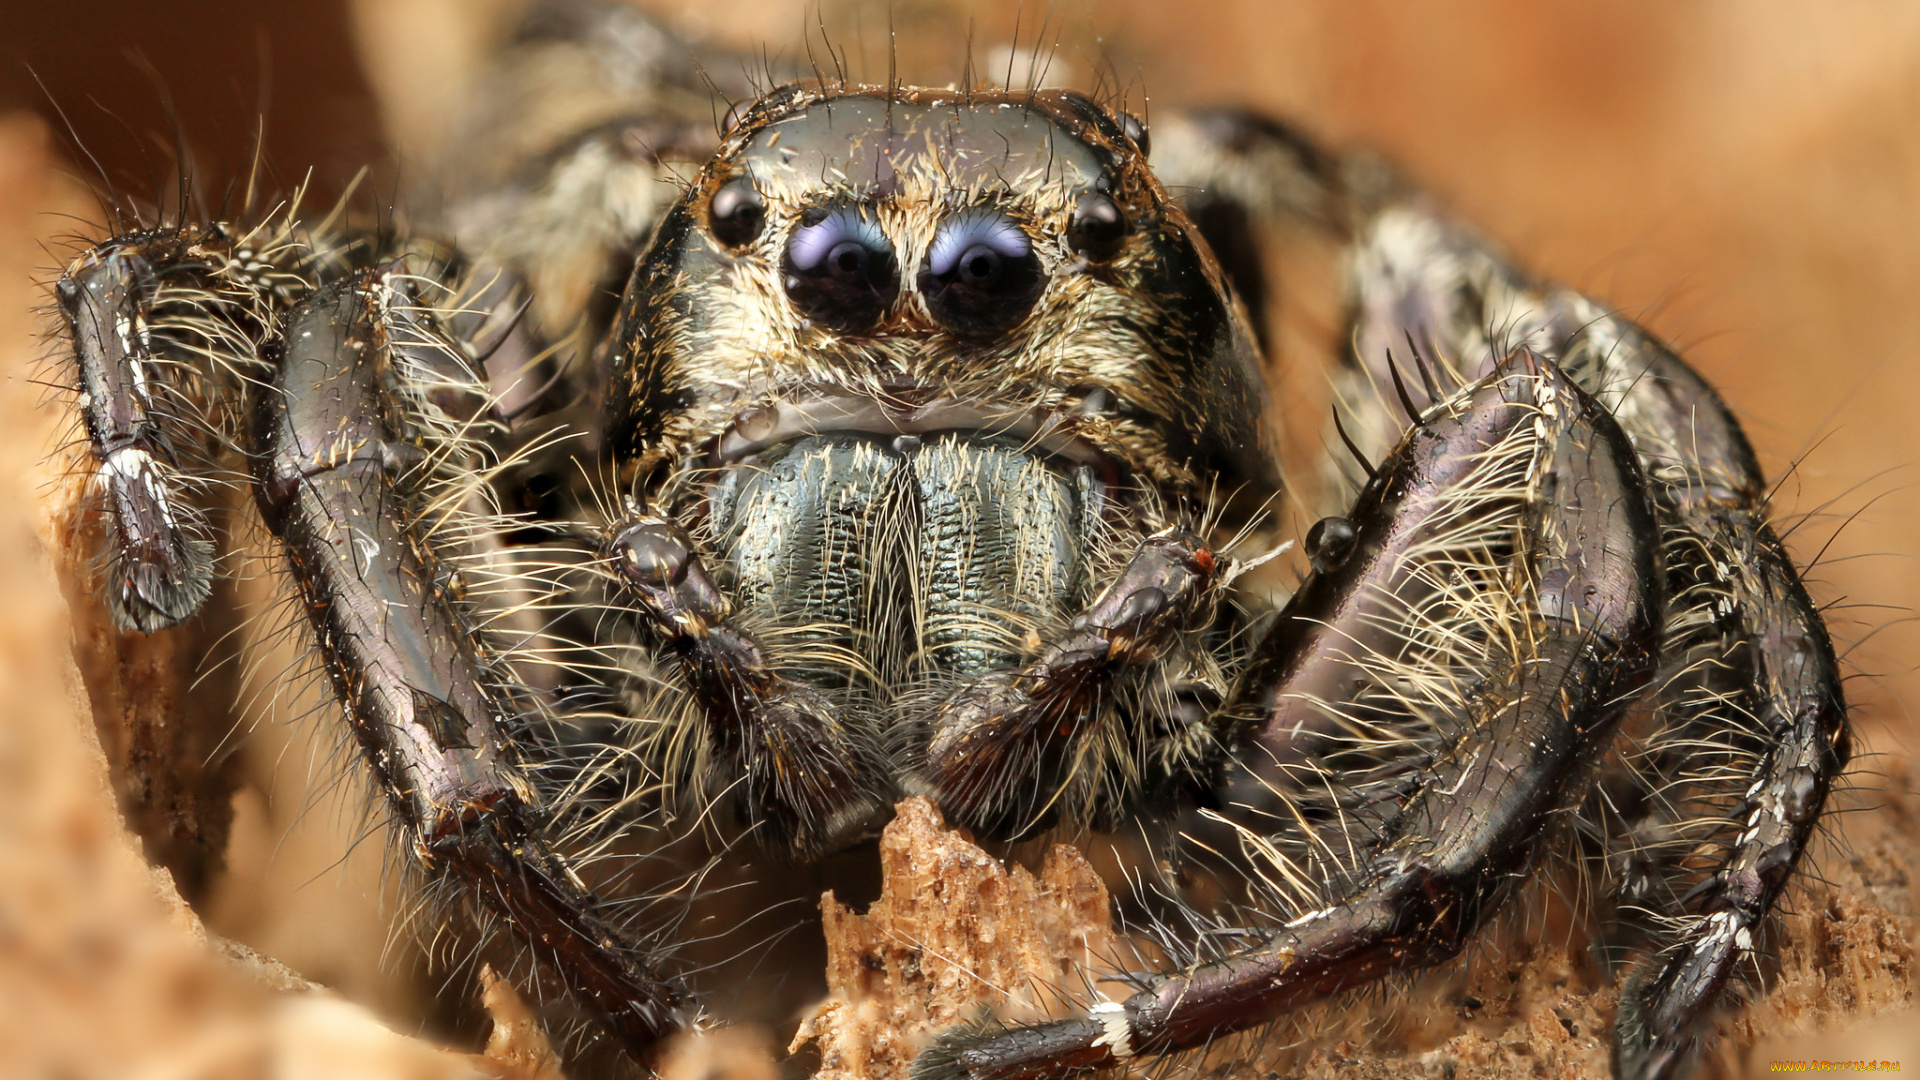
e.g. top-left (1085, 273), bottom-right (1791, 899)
top-left (708, 177), bottom-right (765, 248)
top-left (920, 209), bottom-right (1045, 338)
top-left (782, 206), bottom-right (898, 333)
top-left (1068, 191), bottom-right (1128, 262)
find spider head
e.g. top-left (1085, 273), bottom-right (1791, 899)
top-left (604, 83), bottom-right (1280, 499)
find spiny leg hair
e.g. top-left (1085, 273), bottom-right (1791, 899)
top-left (58, 222), bottom-right (690, 1060)
top-left (1134, 109), bottom-right (1851, 1080)
top-left (1344, 205), bottom-right (1851, 1080)
top-left (915, 351), bottom-right (1662, 1079)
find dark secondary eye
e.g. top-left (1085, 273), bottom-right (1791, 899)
top-left (1068, 191), bottom-right (1128, 262)
top-left (782, 206), bottom-right (898, 333)
top-left (919, 209), bottom-right (1044, 338)
top-left (708, 177), bottom-right (765, 248)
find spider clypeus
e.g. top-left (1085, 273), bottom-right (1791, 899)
top-left (51, 2), bottom-right (1848, 1078)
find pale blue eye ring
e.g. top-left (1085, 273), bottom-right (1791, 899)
top-left (788, 209), bottom-right (891, 274)
top-left (927, 210), bottom-right (1031, 278)
top-left (919, 209), bottom-right (1044, 338)
top-left (782, 206), bottom-right (898, 333)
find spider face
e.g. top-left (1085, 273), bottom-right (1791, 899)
top-left (611, 85), bottom-right (1275, 493)
top-left (594, 84), bottom-right (1280, 855)
top-left (49, 5), bottom-right (1849, 1079)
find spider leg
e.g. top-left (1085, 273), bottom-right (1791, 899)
top-left (913, 352), bottom-right (1661, 1080)
top-left (1158, 108), bottom-right (1850, 1074)
top-left (916, 525), bottom-right (1223, 840)
top-left (55, 227), bottom-right (263, 630)
top-left (1549, 299), bottom-right (1848, 1080)
top-left (1612, 443), bottom-right (1847, 1080)
top-left (253, 269), bottom-right (686, 1060)
top-left (1347, 209), bottom-right (1851, 1080)
top-left (605, 513), bottom-right (889, 858)
top-left (434, 0), bottom-right (767, 380)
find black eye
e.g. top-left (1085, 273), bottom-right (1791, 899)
top-left (919, 210), bottom-right (1044, 338)
top-left (782, 206), bottom-right (898, 332)
top-left (708, 177), bottom-right (765, 248)
top-left (1068, 191), bottom-right (1128, 261)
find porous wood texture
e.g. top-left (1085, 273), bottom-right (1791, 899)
top-left (792, 798), bottom-right (1119, 1080)
top-left (790, 797), bottom-right (1918, 1080)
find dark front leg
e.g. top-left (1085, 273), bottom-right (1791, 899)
top-left (254, 271), bottom-right (685, 1061)
top-left (914, 352), bottom-right (1662, 1080)
top-left (1345, 206), bottom-right (1852, 1077)
top-left (55, 228), bottom-right (255, 630)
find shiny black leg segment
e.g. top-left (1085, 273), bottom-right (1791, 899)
top-left (1537, 305), bottom-right (1851, 1080)
top-left (55, 228), bottom-right (256, 631)
top-left (918, 526), bottom-right (1222, 841)
top-left (607, 514), bottom-right (887, 858)
top-left (1615, 501), bottom-right (1847, 1080)
top-left (914, 353), bottom-right (1662, 1080)
top-left (255, 272), bottom-right (685, 1060)
top-left (1344, 207), bottom-right (1852, 1079)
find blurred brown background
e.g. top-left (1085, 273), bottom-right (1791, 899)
top-left (0, 1), bottom-right (1914, 1076)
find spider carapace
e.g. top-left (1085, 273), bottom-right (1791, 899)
top-left (52, 4), bottom-right (1848, 1079)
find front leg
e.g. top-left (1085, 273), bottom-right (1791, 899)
top-left (1159, 109), bottom-right (1852, 1076)
top-left (1348, 209), bottom-right (1852, 1080)
top-left (914, 353), bottom-right (1661, 1080)
top-left (55, 227), bottom-right (259, 630)
top-left (253, 270), bottom-right (686, 1059)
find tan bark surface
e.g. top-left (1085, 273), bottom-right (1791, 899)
top-left (791, 798), bottom-right (1121, 1080)
top-left (790, 791), bottom-right (1919, 1080)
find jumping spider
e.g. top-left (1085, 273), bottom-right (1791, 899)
top-left (52, 3), bottom-right (1848, 1078)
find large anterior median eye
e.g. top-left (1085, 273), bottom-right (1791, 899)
top-left (782, 206), bottom-right (898, 333)
top-left (919, 209), bottom-right (1044, 338)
